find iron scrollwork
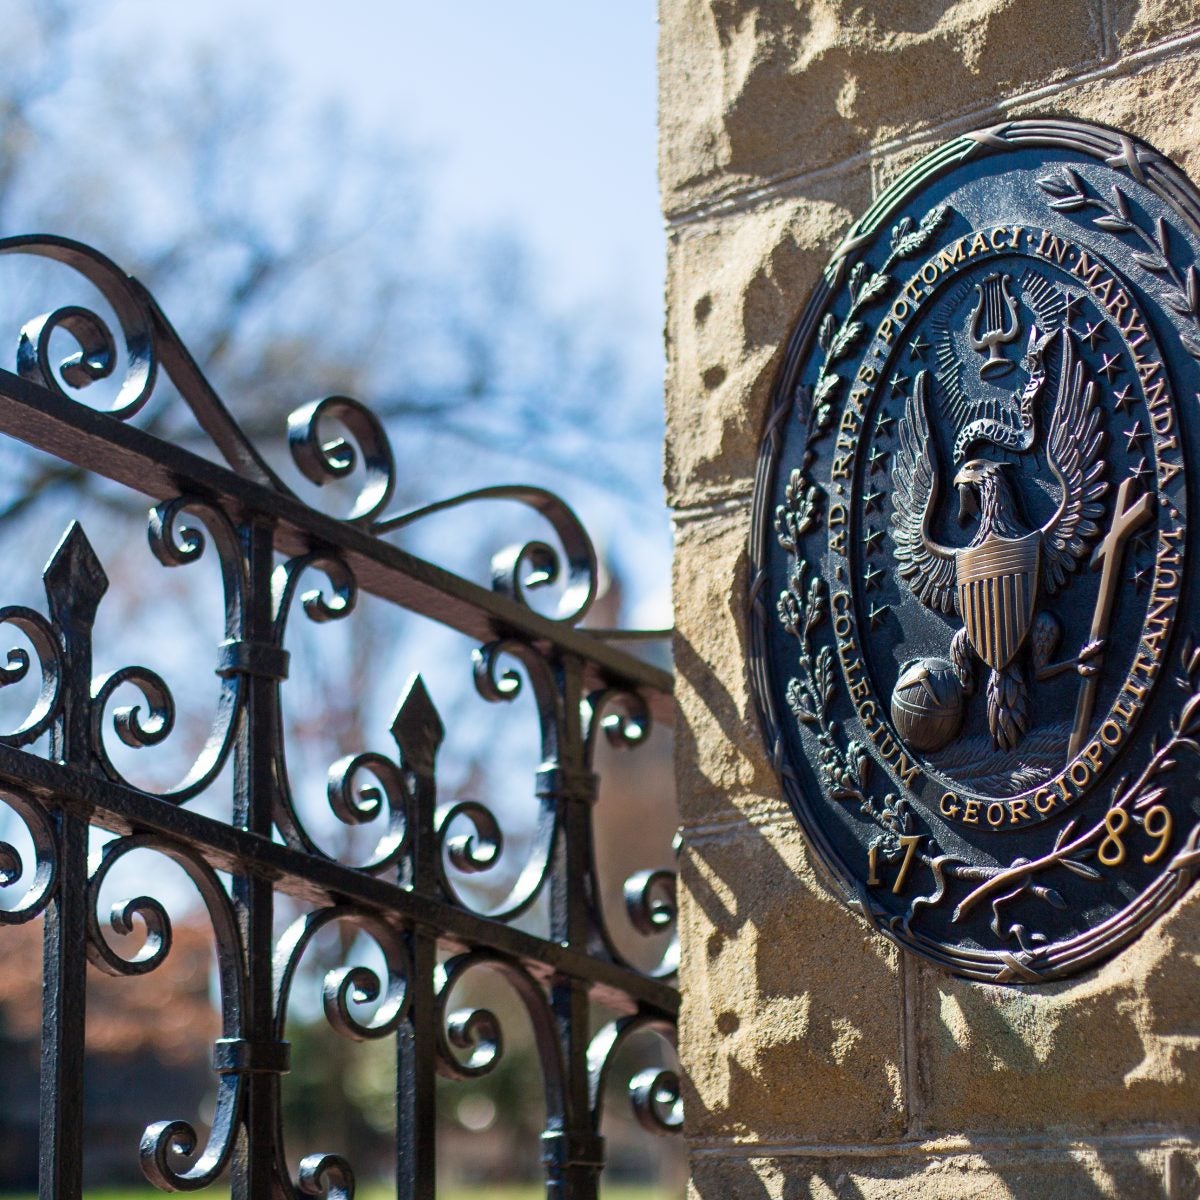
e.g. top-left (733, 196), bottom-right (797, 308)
top-left (0, 233), bottom-right (677, 1196)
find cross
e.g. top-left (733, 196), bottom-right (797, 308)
top-left (1067, 474), bottom-right (1155, 760)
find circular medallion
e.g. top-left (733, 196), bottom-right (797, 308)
top-left (749, 119), bottom-right (1200, 982)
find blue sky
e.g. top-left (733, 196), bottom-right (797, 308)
top-left (113, 1), bottom-right (665, 378)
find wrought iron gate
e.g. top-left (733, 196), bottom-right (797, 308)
top-left (0, 236), bottom-right (679, 1198)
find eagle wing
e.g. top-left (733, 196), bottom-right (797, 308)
top-left (1040, 329), bottom-right (1109, 593)
top-left (891, 370), bottom-right (957, 614)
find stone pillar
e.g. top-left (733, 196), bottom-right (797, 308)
top-left (661, 4), bottom-right (1200, 1196)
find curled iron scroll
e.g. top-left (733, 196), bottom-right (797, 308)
top-left (378, 485), bottom-right (599, 623)
top-left (0, 236), bottom-right (157, 418)
top-left (0, 606), bottom-right (63, 747)
top-left (82, 498), bottom-right (248, 805)
top-left (0, 788), bottom-right (58, 925)
top-left (434, 951), bottom-right (565, 1114)
top-left (85, 833), bottom-right (246, 1191)
top-left (288, 395), bottom-right (396, 526)
top-left (587, 1015), bottom-right (682, 1136)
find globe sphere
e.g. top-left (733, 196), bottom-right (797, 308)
top-left (890, 658), bottom-right (964, 752)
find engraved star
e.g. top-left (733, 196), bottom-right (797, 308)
top-left (863, 526), bottom-right (885, 556)
top-left (863, 488), bottom-right (885, 515)
top-left (1112, 384), bottom-right (1136, 413)
top-left (868, 602), bottom-right (890, 630)
top-left (1132, 530), bottom-right (1154, 559)
top-left (874, 411), bottom-right (896, 438)
top-left (1130, 532), bottom-right (1155, 594)
top-left (1124, 420), bottom-right (1148, 451)
top-left (908, 334), bottom-right (930, 361)
top-left (1099, 352), bottom-right (1122, 380)
top-left (863, 563), bottom-right (885, 592)
top-left (1081, 321), bottom-right (1106, 349)
top-left (1060, 291), bottom-right (1084, 323)
top-left (1130, 456), bottom-right (1152, 482)
top-left (868, 446), bottom-right (890, 474)
top-left (888, 371), bottom-right (909, 397)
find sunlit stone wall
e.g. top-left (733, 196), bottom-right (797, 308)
top-left (659, 3), bottom-right (1200, 1195)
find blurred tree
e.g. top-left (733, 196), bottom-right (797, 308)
top-left (0, 0), bottom-right (678, 1190)
top-left (0, 0), bottom-right (664, 526)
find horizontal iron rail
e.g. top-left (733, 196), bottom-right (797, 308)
top-left (0, 741), bottom-right (678, 1018)
top-left (0, 367), bottom-right (674, 721)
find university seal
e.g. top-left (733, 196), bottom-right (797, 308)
top-left (749, 120), bottom-right (1200, 982)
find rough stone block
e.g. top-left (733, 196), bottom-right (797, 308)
top-left (1032, 54), bottom-right (1200, 179)
top-left (914, 882), bottom-right (1200, 1136)
top-left (662, 3), bottom-right (1200, 1193)
top-left (672, 509), bottom-right (789, 829)
top-left (679, 821), bottom-right (906, 1143)
top-left (659, 0), bottom-right (1105, 218)
top-left (1110, 1), bottom-right (1200, 53)
top-left (687, 1143), bottom-right (1197, 1198)
top-left (665, 179), bottom-right (868, 509)
top-left (874, 52), bottom-right (1200, 198)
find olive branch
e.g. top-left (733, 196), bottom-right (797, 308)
top-left (803, 203), bottom-right (950, 456)
top-left (778, 203), bottom-right (953, 644)
top-left (775, 553), bottom-right (871, 810)
top-left (774, 203), bottom-right (953, 878)
top-left (953, 638), bottom-right (1200, 930)
top-left (775, 487), bottom-right (923, 855)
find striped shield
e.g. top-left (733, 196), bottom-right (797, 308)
top-left (955, 531), bottom-right (1042, 671)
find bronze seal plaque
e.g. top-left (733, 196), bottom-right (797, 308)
top-left (749, 120), bottom-right (1200, 982)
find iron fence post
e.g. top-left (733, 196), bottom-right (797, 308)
top-left (230, 514), bottom-right (285, 1198)
top-left (395, 679), bottom-right (443, 1200)
top-left (39, 526), bottom-right (108, 1200)
top-left (541, 654), bottom-right (604, 1200)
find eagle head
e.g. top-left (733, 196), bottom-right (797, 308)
top-left (953, 458), bottom-right (1016, 529)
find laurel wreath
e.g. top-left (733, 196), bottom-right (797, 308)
top-left (778, 202), bottom-right (951, 853)
top-left (1037, 168), bottom-right (1200, 358)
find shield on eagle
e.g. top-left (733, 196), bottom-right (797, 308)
top-left (955, 530), bottom-right (1042, 671)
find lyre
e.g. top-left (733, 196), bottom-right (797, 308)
top-left (969, 272), bottom-right (1020, 379)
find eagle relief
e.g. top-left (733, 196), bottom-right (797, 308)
top-left (750, 120), bottom-right (1200, 982)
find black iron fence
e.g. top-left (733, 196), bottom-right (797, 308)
top-left (0, 235), bottom-right (679, 1198)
